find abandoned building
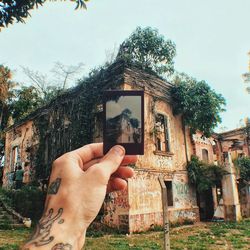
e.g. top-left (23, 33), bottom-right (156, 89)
top-left (2, 60), bottom-right (250, 232)
top-left (214, 124), bottom-right (250, 219)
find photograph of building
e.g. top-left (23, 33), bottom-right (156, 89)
top-left (106, 95), bottom-right (142, 144)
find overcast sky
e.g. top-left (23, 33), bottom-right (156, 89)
top-left (0, 0), bottom-right (249, 131)
top-left (106, 96), bottom-right (141, 123)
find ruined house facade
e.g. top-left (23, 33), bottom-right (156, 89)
top-left (215, 125), bottom-right (250, 219)
top-left (3, 61), bottom-right (250, 232)
top-left (100, 70), bottom-right (200, 232)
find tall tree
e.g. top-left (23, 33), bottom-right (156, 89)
top-left (117, 26), bottom-right (176, 76)
top-left (0, 0), bottom-right (88, 30)
top-left (22, 62), bottom-right (84, 102)
top-left (0, 65), bottom-right (16, 165)
top-left (51, 62), bottom-right (84, 89)
top-left (0, 65), bottom-right (16, 130)
top-left (21, 66), bottom-right (51, 100)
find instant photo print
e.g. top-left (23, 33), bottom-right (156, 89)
top-left (103, 90), bottom-right (144, 155)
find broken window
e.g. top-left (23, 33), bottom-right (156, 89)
top-left (94, 111), bottom-right (103, 140)
top-left (164, 181), bottom-right (174, 206)
top-left (155, 114), bottom-right (170, 152)
top-left (10, 146), bottom-right (20, 171)
top-left (202, 149), bottom-right (209, 163)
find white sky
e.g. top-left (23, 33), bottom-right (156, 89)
top-left (106, 96), bottom-right (141, 123)
top-left (0, 0), bottom-right (249, 131)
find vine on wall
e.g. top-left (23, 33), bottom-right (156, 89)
top-left (187, 155), bottom-right (227, 193)
top-left (32, 61), bottom-right (124, 180)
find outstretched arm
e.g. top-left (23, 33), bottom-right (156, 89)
top-left (23, 143), bottom-right (136, 249)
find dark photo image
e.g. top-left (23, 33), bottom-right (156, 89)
top-left (103, 90), bottom-right (144, 155)
top-left (106, 96), bottom-right (142, 144)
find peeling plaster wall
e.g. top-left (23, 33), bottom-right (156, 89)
top-left (192, 132), bottom-right (216, 163)
top-left (239, 185), bottom-right (250, 218)
top-left (102, 189), bottom-right (129, 231)
top-left (127, 170), bottom-right (199, 232)
top-left (219, 127), bottom-right (250, 158)
top-left (124, 83), bottom-right (190, 172)
top-left (3, 120), bottom-right (36, 187)
top-left (102, 81), bottom-right (200, 232)
top-left (218, 127), bottom-right (250, 219)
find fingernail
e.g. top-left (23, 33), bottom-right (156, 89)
top-left (113, 145), bottom-right (125, 156)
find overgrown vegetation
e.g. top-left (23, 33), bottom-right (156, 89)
top-left (0, 185), bottom-right (46, 222)
top-left (1, 26), bottom-right (226, 182)
top-left (0, 65), bottom-right (16, 165)
top-left (171, 73), bottom-right (226, 137)
top-left (33, 60), bottom-right (122, 179)
top-left (187, 155), bottom-right (227, 192)
top-left (117, 27), bottom-right (176, 76)
top-left (234, 156), bottom-right (250, 183)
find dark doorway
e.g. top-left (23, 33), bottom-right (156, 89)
top-left (197, 188), bottom-right (214, 221)
top-left (164, 181), bottom-right (174, 207)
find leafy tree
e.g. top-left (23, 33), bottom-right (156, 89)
top-left (0, 0), bottom-right (88, 30)
top-left (0, 65), bottom-right (16, 165)
top-left (187, 155), bottom-right (227, 192)
top-left (10, 86), bottom-right (42, 120)
top-left (171, 73), bottom-right (226, 137)
top-left (121, 108), bottom-right (132, 119)
top-left (117, 26), bottom-right (176, 76)
top-left (130, 118), bottom-right (139, 128)
top-left (0, 65), bottom-right (16, 129)
top-left (234, 156), bottom-right (250, 183)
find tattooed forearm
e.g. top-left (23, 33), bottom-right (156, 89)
top-left (47, 178), bottom-right (62, 195)
top-left (26, 208), bottom-right (64, 247)
top-left (51, 243), bottom-right (73, 250)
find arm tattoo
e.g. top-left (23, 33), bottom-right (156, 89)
top-left (26, 208), bottom-right (64, 247)
top-left (47, 178), bottom-right (62, 195)
top-left (51, 243), bottom-right (73, 250)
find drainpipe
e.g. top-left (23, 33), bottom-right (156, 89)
top-left (182, 116), bottom-right (189, 163)
top-left (246, 124), bottom-right (250, 156)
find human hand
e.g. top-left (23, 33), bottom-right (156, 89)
top-left (24, 143), bottom-right (136, 249)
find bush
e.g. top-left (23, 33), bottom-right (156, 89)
top-left (187, 155), bottom-right (227, 192)
top-left (0, 185), bottom-right (46, 222)
top-left (234, 156), bottom-right (250, 182)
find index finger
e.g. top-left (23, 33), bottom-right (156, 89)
top-left (71, 143), bottom-right (103, 168)
top-left (70, 143), bottom-right (138, 171)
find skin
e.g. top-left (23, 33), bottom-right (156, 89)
top-left (23, 143), bottom-right (136, 249)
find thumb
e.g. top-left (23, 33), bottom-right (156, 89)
top-left (86, 145), bottom-right (125, 183)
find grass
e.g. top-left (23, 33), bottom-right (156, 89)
top-left (0, 228), bottom-right (31, 249)
top-left (0, 219), bottom-right (249, 249)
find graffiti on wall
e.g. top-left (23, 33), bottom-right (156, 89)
top-left (129, 174), bottom-right (162, 212)
top-left (173, 174), bottom-right (196, 208)
top-left (155, 155), bottom-right (173, 169)
top-left (173, 210), bottom-right (197, 220)
top-left (174, 182), bottom-right (189, 196)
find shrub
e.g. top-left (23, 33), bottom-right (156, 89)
top-left (0, 185), bottom-right (46, 222)
top-left (187, 155), bottom-right (227, 192)
top-left (234, 156), bottom-right (250, 182)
